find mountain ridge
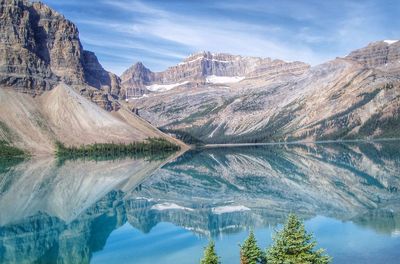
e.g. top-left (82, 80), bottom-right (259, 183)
top-left (120, 51), bottom-right (310, 93)
top-left (126, 40), bottom-right (400, 144)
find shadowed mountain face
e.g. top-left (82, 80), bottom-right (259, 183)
top-left (0, 0), bottom-right (122, 108)
top-left (0, 142), bottom-right (399, 263)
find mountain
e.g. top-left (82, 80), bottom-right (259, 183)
top-left (0, 84), bottom-right (176, 154)
top-left (0, 0), bottom-right (181, 154)
top-left (121, 51), bottom-right (309, 93)
top-left (2, 0), bottom-right (399, 149)
top-left (0, 0), bottom-right (124, 108)
top-left (126, 41), bottom-right (400, 144)
top-left (346, 40), bottom-right (400, 68)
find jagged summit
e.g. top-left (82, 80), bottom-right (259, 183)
top-left (180, 51), bottom-right (254, 63)
top-left (345, 40), bottom-right (400, 68)
top-left (121, 62), bottom-right (152, 86)
top-left (0, 0), bottom-right (123, 109)
top-left (121, 51), bottom-right (310, 93)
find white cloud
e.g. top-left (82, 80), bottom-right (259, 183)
top-left (102, 0), bottom-right (168, 17)
top-left (99, 0), bottom-right (327, 66)
top-left (48, 0), bottom-right (398, 74)
top-left (80, 35), bottom-right (187, 60)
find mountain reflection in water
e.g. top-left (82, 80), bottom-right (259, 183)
top-left (0, 142), bottom-right (399, 263)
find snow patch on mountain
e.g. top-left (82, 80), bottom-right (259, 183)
top-left (178, 57), bottom-right (203, 65)
top-left (206, 75), bottom-right (245, 84)
top-left (146, 81), bottom-right (188, 92)
top-left (178, 57), bottom-right (240, 66)
top-left (384, 40), bottom-right (399, 45)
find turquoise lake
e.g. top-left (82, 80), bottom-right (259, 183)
top-left (0, 141), bottom-right (399, 263)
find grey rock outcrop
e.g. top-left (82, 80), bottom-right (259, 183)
top-left (0, 0), bottom-right (123, 109)
top-left (346, 40), bottom-right (400, 68)
top-left (121, 62), bottom-right (153, 87)
top-left (82, 50), bottom-right (122, 96)
top-left (0, 0), bottom-right (58, 92)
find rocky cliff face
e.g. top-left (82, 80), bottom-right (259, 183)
top-left (121, 51), bottom-right (310, 92)
top-left (346, 40), bottom-right (400, 68)
top-left (0, 0), bottom-right (122, 109)
top-left (129, 42), bottom-right (400, 143)
top-left (0, 0), bottom-right (181, 153)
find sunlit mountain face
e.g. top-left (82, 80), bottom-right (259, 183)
top-left (0, 141), bottom-right (399, 263)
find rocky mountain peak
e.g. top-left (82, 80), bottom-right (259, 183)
top-left (120, 62), bottom-right (152, 88)
top-left (181, 51), bottom-right (245, 64)
top-left (126, 62), bottom-right (151, 75)
top-left (0, 0), bottom-right (122, 109)
top-left (345, 40), bottom-right (400, 68)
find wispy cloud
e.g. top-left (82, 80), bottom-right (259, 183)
top-left (99, 0), bottom-right (326, 65)
top-left (42, 0), bottom-right (400, 75)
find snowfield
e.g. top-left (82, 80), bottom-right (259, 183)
top-left (146, 81), bottom-right (189, 92)
top-left (206, 75), bottom-right (245, 84)
top-left (384, 40), bottom-right (399, 45)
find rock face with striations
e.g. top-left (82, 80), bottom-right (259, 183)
top-left (0, 0), bottom-right (122, 110)
top-left (129, 41), bottom-right (400, 144)
top-left (120, 61), bottom-right (152, 94)
top-left (121, 51), bottom-right (310, 92)
top-left (346, 40), bottom-right (400, 68)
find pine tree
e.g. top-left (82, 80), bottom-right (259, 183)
top-left (200, 240), bottom-right (220, 264)
top-left (240, 230), bottom-right (263, 264)
top-left (266, 214), bottom-right (332, 264)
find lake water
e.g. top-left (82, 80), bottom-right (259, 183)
top-left (0, 141), bottom-right (399, 263)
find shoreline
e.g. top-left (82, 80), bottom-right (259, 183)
top-left (201, 137), bottom-right (400, 148)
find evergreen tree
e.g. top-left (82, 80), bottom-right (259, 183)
top-left (240, 230), bottom-right (263, 264)
top-left (200, 240), bottom-right (219, 264)
top-left (266, 214), bottom-right (332, 264)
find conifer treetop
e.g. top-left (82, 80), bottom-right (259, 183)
top-left (266, 214), bottom-right (332, 264)
top-left (201, 240), bottom-right (220, 264)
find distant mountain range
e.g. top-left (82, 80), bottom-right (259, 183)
top-left (0, 0), bottom-right (399, 153)
top-left (121, 52), bottom-right (309, 93)
top-left (125, 41), bottom-right (400, 143)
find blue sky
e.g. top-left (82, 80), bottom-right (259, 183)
top-left (42, 0), bottom-right (399, 75)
